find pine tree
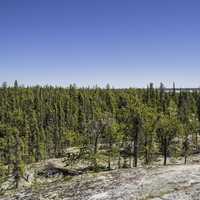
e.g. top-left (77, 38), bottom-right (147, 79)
top-left (178, 93), bottom-right (190, 164)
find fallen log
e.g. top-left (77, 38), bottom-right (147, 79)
top-left (37, 162), bottom-right (83, 178)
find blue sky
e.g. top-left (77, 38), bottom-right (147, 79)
top-left (0, 0), bottom-right (200, 88)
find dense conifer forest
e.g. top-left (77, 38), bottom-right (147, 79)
top-left (1, 81), bottom-right (200, 187)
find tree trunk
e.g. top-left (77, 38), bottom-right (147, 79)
top-left (123, 157), bottom-right (128, 168)
top-left (184, 136), bottom-right (188, 165)
top-left (184, 154), bottom-right (187, 165)
top-left (93, 133), bottom-right (99, 171)
top-left (163, 136), bottom-right (167, 166)
top-left (108, 140), bottom-right (112, 170)
top-left (144, 134), bottom-right (148, 165)
top-left (118, 155), bottom-right (121, 169)
top-left (134, 133), bottom-right (138, 167)
top-left (196, 131), bottom-right (199, 151)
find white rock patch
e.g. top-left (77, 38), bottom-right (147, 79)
top-left (89, 192), bottom-right (108, 200)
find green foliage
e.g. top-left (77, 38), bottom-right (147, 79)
top-left (0, 82), bottom-right (200, 178)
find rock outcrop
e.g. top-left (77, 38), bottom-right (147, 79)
top-left (1, 164), bottom-right (200, 200)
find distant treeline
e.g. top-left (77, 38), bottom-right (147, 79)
top-left (1, 81), bottom-right (200, 187)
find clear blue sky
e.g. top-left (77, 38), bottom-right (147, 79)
top-left (0, 0), bottom-right (200, 88)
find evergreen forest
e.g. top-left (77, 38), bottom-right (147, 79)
top-left (1, 81), bottom-right (200, 187)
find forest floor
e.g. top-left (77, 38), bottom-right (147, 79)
top-left (1, 155), bottom-right (200, 200)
